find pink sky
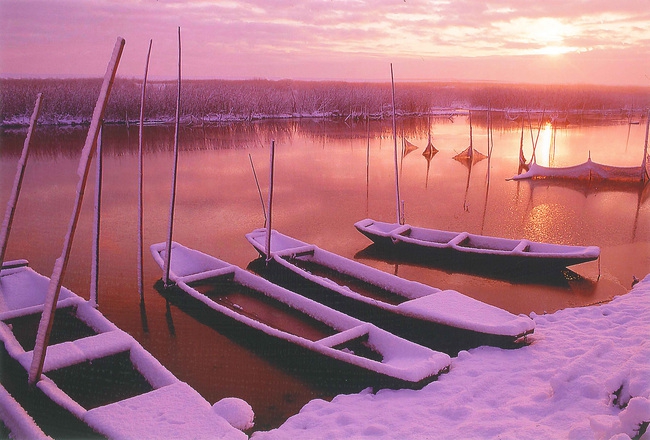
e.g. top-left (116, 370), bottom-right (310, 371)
top-left (1, 0), bottom-right (649, 86)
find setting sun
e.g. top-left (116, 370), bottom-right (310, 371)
top-left (497, 16), bottom-right (583, 57)
top-left (538, 45), bottom-right (575, 56)
top-left (0, 1), bottom-right (648, 85)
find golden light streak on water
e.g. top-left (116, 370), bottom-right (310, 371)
top-left (523, 203), bottom-right (571, 243)
top-left (535, 122), bottom-right (553, 167)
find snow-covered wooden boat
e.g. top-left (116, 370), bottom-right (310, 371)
top-left (0, 260), bottom-right (249, 439)
top-left (0, 35), bottom-right (250, 438)
top-left (151, 241), bottom-right (451, 387)
top-left (245, 228), bottom-right (535, 354)
top-left (0, 382), bottom-right (50, 440)
top-left (358, 80), bottom-right (595, 273)
top-left (354, 218), bottom-right (601, 272)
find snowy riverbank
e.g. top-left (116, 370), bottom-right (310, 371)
top-left (252, 274), bottom-right (650, 439)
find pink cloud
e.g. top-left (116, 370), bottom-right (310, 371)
top-left (1, 0), bottom-right (648, 85)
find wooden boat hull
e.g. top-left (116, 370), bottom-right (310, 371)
top-left (245, 229), bottom-right (535, 355)
top-left (0, 261), bottom-right (247, 439)
top-left (354, 219), bottom-right (600, 272)
top-left (150, 242), bottom-right (451, 387)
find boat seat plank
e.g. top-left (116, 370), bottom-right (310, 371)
top-left (514, 240), bottom-right (531, 253)
top-left (286, 245), bottom-right (316, 258)
top-left (36, 377), bottom-right (87, 419)
top-left (0, 297), bottom-right (81, 322)
top-left (447, 232), bottom-right (469, 246)
top-left (16, 330), bottom-right (133, 373)
top-left (316, 324), bottom-right (371, 347)
top-left (176, 266), bottom-right (236, 285)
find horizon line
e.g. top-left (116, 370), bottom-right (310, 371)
top-left (2, 73), bottom-right (649, 89)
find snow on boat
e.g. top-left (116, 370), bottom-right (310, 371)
top-left (245, 228), bottom-right (535, 354)
top-left (0, 261), bottom-right (249, 439)
top-left (151, 241), bottom-right (451, 387)
top-left (0, 382), bottom-right (50, 440)
top-left (354, 218), bottom-right (601, 272)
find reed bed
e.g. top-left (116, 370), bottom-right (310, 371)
top-left (1, 78), bottom-right (649, 126)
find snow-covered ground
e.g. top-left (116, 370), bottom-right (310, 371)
top-left (252, 274), bottom-right (650, 440)
top-left (1, 272), bottom-right (647, 439)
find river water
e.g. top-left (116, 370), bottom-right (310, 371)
top-left (1, 113), bottom-right (648, 431)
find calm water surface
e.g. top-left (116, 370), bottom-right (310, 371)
top-left (1, 114), bottom-right (648, 431)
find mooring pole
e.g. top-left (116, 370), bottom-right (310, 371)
top-left (163, 28), bottom-right (182, 287)
top-left (265, 140), bottom-right (276, 262)
top-left (138, 39), bottom-right (153, 300)
top-left (249, 154), bottom-right (267, 227)
top-left (390, 64), bottom-right (401, 225)
top-left (0, 93), bottom-right (42, 266)
top-left (28, 37), bottom-right (125, 386)
top-left (89, 123), bottom-right (103, 308)
top-left (642, 109), bottom-right (649, 182)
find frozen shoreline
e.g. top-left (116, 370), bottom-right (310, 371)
top-left (251, 274), bottom-right (650, 439)
top-left (1, 107), bottom-right (643, 128)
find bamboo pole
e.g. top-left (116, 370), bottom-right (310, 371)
top-left (530, 109), bottom-right (546, 164)
top-left (138, 40), bottom-right (153, 300)
top-left (163, 28), bottom-right (182, 287)
top-left (518, 119), bottom-right (526, 168)
top-left (467, 111), bottom-right (474, 162)
top-left (28, 37), bottom-right (125, 386)
top-left (390, 64), bottom-right (401, 225)
top-left (0, 93), bottom-right (43, 266)
top-left (89, 124), bottom-right (103, 308)
top-left (249, 154), bottom-right (267, 227)
top-left (366, 113), bottom-right (370, 215)
top-left (265, 140), bottom-right (276, 262)
top-left (486, 107), bottom-right (492, 183)
top-left (642, 109), bottom-right (649, 182)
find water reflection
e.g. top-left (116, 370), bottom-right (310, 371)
top-left (1, 114), bottom-right (648, 432)
top-left (354, 244), bottom-right (594, 288)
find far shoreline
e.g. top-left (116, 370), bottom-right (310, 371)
top-left (2, 78), bottom-right (648, 128)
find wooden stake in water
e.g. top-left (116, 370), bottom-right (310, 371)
top-left (265, 140), bottom-right (276, 262)
top-left (467, 110), bottom-right (474, 163)
top-left (163, 28), bottom-right (182, 287)
top-left (642, 109), bottom-right (649, 182)
top-left (138, 39), bottom-right (153, 300)
top-left (29, 37), bottom-right (125, 386)
top-left (0, 93), bottom-right (42, 266)
top-left (89, 124), bottom-right (103, 308)
top-left (390, 64), bottom-right (402, 225)
top-left (249, 154), bottom-right (267, 227)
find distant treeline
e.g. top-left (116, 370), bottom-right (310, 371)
top-left (1, 78), bottom-right (649, 126)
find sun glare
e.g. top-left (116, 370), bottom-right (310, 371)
top-left (537, 45), bottom-right (575, 56)
top-left (500, 17), bottom-right (584, 57)
top-left (534, 122), bottom-right (553, 167)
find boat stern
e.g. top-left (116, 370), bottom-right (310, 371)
top-left (246, 228), bottom-right (312, 257)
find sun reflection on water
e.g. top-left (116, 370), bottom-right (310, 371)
top-left (534, 122), bottom-right (553, 167)
top-left (523, 203), bottom-right (572, 243)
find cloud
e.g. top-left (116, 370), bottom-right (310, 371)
top-left (1, 0), bottom-right (648, 85)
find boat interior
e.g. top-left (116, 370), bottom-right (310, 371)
top-left (281, 255), bottom-right (410, 306)
top-left (188, 274), bottom-right (338, 342)
top-left (184, 273), bottom-right (386, 363)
